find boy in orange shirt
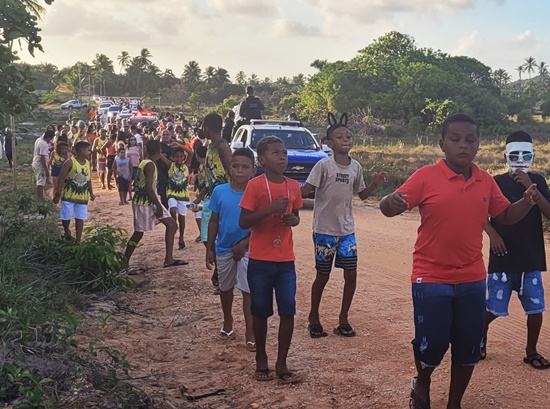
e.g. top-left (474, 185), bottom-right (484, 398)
top-left (380, 114), bottom-right (540, 409)
top-left (239, 136), bottom-right (302, 384)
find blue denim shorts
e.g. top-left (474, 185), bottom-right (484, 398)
top-left (247, 259), bottom-right (296, 318)
top-left (411, 279), bottom-right (486, 367)
top-left (313, 233), bottom-right (357, 274)
top-left (487, 271), bottom-right (545, 316)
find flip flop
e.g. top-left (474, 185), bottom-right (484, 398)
top-left (308, 323), bottom-right (328, 339)
top-left (246, 341), bottom-right (256, 352)
top-left (163, 259), bottom-right (189, 268)
top-left (523, 353), bottom-right (550, 370)
top-left (254, 368), bottom-right (274, 382)
top-left (220, 328), bottom-right (234, 338)
top-left (278, 372), bottom-right (302, 385)
top-left (333, 323), bottom-right (356, 337)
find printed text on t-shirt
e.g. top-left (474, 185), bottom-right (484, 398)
top-left (335, 173), bottom-right (350, 184)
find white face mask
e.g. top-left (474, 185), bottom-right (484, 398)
top-left (506, 142), bottom-right (534, 173)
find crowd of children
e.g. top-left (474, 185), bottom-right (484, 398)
top-left (29, 110), bottom-right (550, 407)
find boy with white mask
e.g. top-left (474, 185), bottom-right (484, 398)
top-left (483, 130), bottom-right (550, 369)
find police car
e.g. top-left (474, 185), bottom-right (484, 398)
top-left (230, 119), bottom-right (328, 191)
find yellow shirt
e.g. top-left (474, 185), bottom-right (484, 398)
top-left (62, 157), bottom-right (91, 204)
top-left (52, 151), bottom-right (66, 168)
top-left (166, 162), bottom-right (189, 201)
top-left (205, 140), bottom-right (229, 198)
top-left (96, 137), bottom-right (109, 160)
top-left (133, 159), bottom-right (157, 207)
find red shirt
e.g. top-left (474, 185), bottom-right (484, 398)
top-left (240, 175), bottom-right (303, 262)
top-left (398, 159), bottom-right (510, 284)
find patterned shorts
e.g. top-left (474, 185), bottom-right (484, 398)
top-left (313, 232), bottom-right (358, 275)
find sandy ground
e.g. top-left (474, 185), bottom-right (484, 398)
top-left (82, 182), bottom-right (550, 409)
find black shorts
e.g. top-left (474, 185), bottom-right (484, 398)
top-left (51, 165), bottom-right (62, 177)
top-left (107, 155), bottom-right (116, 169)
top-left (116, 177), bottom-right (129, 192)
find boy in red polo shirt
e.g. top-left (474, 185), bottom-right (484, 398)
top-left (380, 114), bottom-right (540, 409)
top-left (239, 136), bottom-right (303, 384)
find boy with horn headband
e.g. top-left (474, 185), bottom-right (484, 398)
top-left (483, 130), bottom-right (550, 370)
top-left (302, 112), bottom-right (387, 338)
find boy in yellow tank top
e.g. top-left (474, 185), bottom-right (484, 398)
top-left (124, 140), bottom-right (187, 268)
top-left (53, 141), bottom-right (95, 243)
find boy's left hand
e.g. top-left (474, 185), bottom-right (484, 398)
top-left (523, 183), bottom-right (540, 205)
top-left (282, 213), bottom-right (299, 226)
top-left (513, 170), bottom-right (533, 189)
top-left (372, 172), bottom-right (387, 187)
top-left (231, 242), bottom-right (247, 261)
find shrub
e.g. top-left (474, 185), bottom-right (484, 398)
top-left (517, 109), bottom-right (536, 126)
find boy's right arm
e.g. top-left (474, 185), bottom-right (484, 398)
top-left (206, 212), bottom-right (219, 270)
top-left (380, 192), bottom-right (408, 217)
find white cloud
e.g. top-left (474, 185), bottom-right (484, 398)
top-left (272, 20), bottom-right (325, 38)
top-left (304, 0), bottom-right (477, 25)
top-left (207, 0), bottom-right (279, 17)
top-left (513, 30), bottom-right (538, 47)
top-left (454, 30), bottom-right (479, 55)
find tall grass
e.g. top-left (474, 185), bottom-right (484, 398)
top-left (353, 135), bottom-right (550, 195)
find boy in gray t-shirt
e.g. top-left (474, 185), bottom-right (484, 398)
top-left (301, 114), bottom-right (386, 338)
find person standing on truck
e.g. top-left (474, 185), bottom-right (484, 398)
top-left (238, 86), bottom-right (264, 125)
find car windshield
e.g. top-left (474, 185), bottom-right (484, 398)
top-left (250, 129), bottom-right (319, 150)
top-left (108, 106), bottom-right (121, 111)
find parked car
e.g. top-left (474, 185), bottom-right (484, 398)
top-left (107, 105), bottom-right (122, 118)
top-left (130, 111), bottom-right (159, 124)
top-left (98, 101), bottom-right (113, 116)
top-left (230, 119), bottom-right (328, 194)
top-left (60, 100), bottom-right (88, 109)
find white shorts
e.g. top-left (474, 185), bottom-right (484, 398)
top-left (216, 251), bottom-right (250, 293)
top-left (132, 204), bottom-right (171, 233)
top-left (195, 211), bottom-right (202, 219)
top-left (60, 201), bottom-right (88, 220)
top-left (167, 198), bottom-right (188, 216)
top-left (32, 164), bottom-right (47, 186)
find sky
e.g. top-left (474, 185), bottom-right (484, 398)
top-left (16, 0), bottom-right (550, 81)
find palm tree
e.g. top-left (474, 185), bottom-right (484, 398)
top-left (492, 69), bottom-right (511, 89)
top-left (203, 66), bottom-right (216, 86)
top-left (22, 0), bottom-right (46, 18)
top-left (249, 73), bottom-right (259, 86)
top-left (92, 54), bottom-right (114, 95)
top-left (92, 53), bottom-right (114, 74)
top-left (292, 74), bottom-right (306, 88)
top-left (162, 69), bottom-right (177, 88)
top-left (235, 71), bottom-right (247, 86)
top-left (214, 67), bottom-right (230, 86)
top-left (182, 61), bottom-right (201, 84)
top-left (137, 48), bottom-right (152, 70)
top-left (117, 51), bottom-right (131, 74)
top-left (523, 57), bottom-right (537, 81)
top-left (539, 61), bottom-right (549, 89)
top-left (516, 65), bottom-right (524, 81)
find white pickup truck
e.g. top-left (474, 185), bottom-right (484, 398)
top-left (60, 100), bottom-right (88, 110)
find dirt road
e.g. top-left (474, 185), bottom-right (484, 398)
top-left (84, 186), bottom-right (550, 409)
